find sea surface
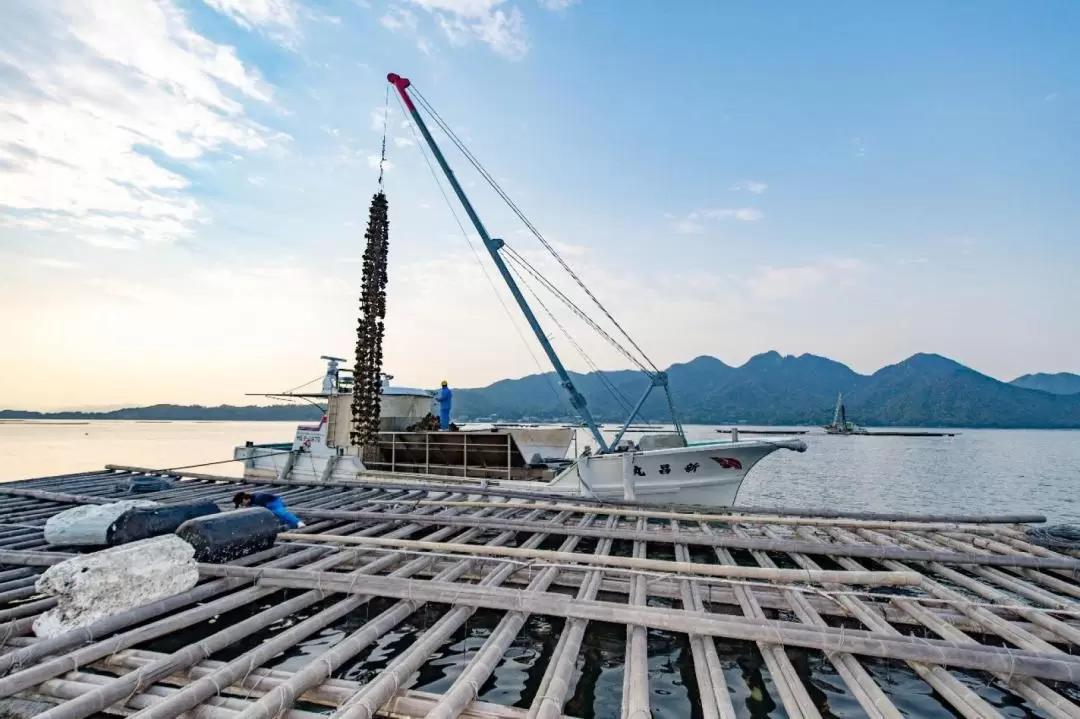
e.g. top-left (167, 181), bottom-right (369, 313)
top-left (2, 420), bottom-right (1078, 522)
top-left (3, 420), bottom-right (1080, 718)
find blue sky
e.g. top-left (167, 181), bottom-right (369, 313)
top-left (1, 0), bottom-right (1078, 409)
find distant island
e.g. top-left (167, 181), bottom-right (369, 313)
top-left (0, 404), bottom-right (322, 422)
top-left (3, 352), bottom-right (1079, 429)
top-left (1010, 372), bottom-right (1080, 396)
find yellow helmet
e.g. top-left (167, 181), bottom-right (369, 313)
top-left (440, 380), bottom-right (448, 386)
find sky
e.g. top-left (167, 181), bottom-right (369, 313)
top-left (1, 0), bottom-right (1078, 410)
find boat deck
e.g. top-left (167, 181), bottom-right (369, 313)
top-left (2, 466), bottom-right (1080, 718)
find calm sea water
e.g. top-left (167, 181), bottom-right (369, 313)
top-left (4, 420), bottom-right (1079, 718)
top-left (2, 420), bottom-right (1078, 522)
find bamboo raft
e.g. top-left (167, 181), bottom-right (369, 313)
top-left (1, 467), bottom-right (1079, 718)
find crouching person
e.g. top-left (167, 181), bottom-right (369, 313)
top-left (233, 491), bottom-right (306, 529)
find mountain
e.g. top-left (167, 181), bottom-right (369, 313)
top-left (5, 353), bottom-right (1080, 428)
top-left (454, 352), bottom-right (1080, 428)
top-left (843, 354), bottom-right (1080, 427)
top-left (1010, 372), bottom-right (1080, 395)
top-left (0, 404), bottom-right (322, 421)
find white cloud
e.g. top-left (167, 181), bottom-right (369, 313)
top-left (674, 220), bottom-right (704, 234)
top-left (80, 235), bottom-right (142, 250)
top-left (747, 258), bottom-right (867, 301)
top-left (368, 155), bottom-right (394, 171)
top-left (0, 0), bottom-right (279, 247)
top-left (732, 180), bottom-right (768, 194)
top-left (403, 0), bottom-right (529, 59)
top-left (202, 0), bottom-right (299, 33)
top-left (539, 0), bottom-right (579, 10)
top-left (702, 207), bottom-right (764, 222)
top-left (381, 7), bottom-right (418, 32)
top-left (409, 0), bottom-right (505, 13)
top-left (670, 206), bottom-right (762, 233)
top-left (394, 137), bottom-right (416, 147)
top-left (31, 258), bottom-right (80, 270)
top-left (371, 106), bottom-right (392, 131)
top-left (551, 241), bottom-right (587, 256)
top-left (473, 6), bottom-right (528, 58)
top-left (248, 175), bottom-right (266, 186)
top-left (417, 36), bottom-right (435, 55)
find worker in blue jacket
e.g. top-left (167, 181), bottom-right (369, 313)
top-left (233, 491), bottom-right (305, 529)
top-left (434, 380), bottom-right (452, 430)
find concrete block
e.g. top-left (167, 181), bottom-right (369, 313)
top-left (32, 535), bottom-right (199, 639)
top-left (43, 500), bottom-right (158, 546)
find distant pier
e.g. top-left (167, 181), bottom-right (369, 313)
top-left (717, 428), bottom-right (957, 437)
top-left (716, 429), bottom-right (809, 435)
top-left (860, 430), bottom-right (958, 437)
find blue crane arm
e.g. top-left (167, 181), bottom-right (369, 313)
top-left (387, 73), bottom-right (609, 453)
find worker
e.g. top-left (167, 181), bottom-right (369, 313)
top-left (233, 491), bottom-right (306, 529)
top-left (433, 379), bottom-right (453, 430)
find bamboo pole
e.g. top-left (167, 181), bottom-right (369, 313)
top-left (0, 547), bottom-right (330, 701)
top-left (941, 531), bottom-right (1080, 600)
top-left (792, 526), bottom-right (1080, 719)
top-left (101, 463), bottom-right (1049, 524)
top-left (0, 568), bottom-right (37, 584)
top-left (41, 496), bottom-right (481, 719)
top-left (0, 616), bottom-right (37, 645)
top-left (745, 526), bottom-right (901, 719)
top-left (277, 532), bottom-right (920, 586)
top-left (355, 498), bottom-right (1043, 533)
top-left (24, 672), bottom-right (323, 719)
top-left (234, 509), bottom-right (557, 719)
top-left (768, 525), bottom-right (1005, 719)
top-left (670, 534), bottom-right (733, 719)
top-left (622, 517), bottom-right (649, 719)
top-left (700, 524), bottom-right (819, 719)
top-left (857, 528), bottom-right (1080, 648)
top-left (0, 487), bottom-right (116, 506)
top-left (125, 504), bottom-right (527, 719)
top-left (526, 517), bottom-right (616, 719)
top-left (425, 517), bottom-right (591, 719)
top-left (893, 529), bottom-right (1080, 611)
top-left (278, 511), bottom-right (1080, 570)
top-left (65, 642), bottom-right (553, 719)
top-left (199, 562), bottom-right (1080, 683)
top-left (891, 597), bottom-right (1080, 719)
top-left (0, 545), bottom-right (288, 677)
top-left (20, 546), bottom-right (360, 719)
top-left (0, 598), bottom-right (57, 625)
top-left (324, 516), bottom-right (567, 719)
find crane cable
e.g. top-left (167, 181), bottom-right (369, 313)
top-left (503, 246), bottom-right (650, 375)
top-left (410, 86), bottom-right (660, 375)
top-left (394, 92), bottom-right (574, 418)
top-left (505, 252), bottom-right (634, 413)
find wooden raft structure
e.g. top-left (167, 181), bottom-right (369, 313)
top-left (0, 468), bottom-right (1079, 718)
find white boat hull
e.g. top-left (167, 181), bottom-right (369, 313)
top-left (546, 439), bottom-right (805, 507)
top-left (235, 435), bottom-right (806, 508)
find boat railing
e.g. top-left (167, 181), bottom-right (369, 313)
top-left (360, 430), bottom-right (544, 481)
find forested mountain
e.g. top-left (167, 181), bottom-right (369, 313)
top-left (1010, 372), bottom-right (1080, 395)
top-left (5, 353), bottom-right (1079, 428)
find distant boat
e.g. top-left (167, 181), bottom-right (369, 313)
top-left (823, 393), bottom-right (868, 435)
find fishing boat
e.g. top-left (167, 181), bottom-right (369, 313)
top-left (237, 355), bottom-right (577, 476)
top-left (235, 73), bottom-right (807, 506)
top-left (823, 393), bottom-right (869, 435)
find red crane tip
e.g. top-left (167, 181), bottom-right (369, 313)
top-left (387, 73), bottom-right (410, 89)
